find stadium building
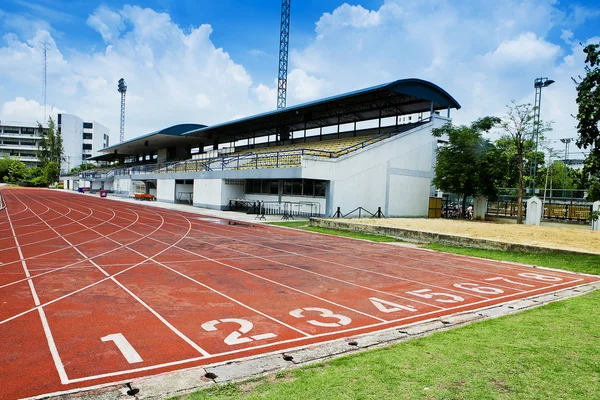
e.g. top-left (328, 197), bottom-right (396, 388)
top-left (61, 78), bottom-right (460, 217)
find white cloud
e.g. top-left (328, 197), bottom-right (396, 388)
top-left (482, 32), bottom-right (562, 68)
top-left (0, 97), bottom-right (64, 124)
top-left (0, 0), bottom-right (598, 156)
top-left (86, 6), bottom-right (125, 43)
top-left (0, 6), bottom-right (263, 142)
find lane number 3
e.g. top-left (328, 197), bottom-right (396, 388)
top-left (289, 307), bottom-right (352, 327)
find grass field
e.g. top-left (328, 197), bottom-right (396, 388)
top-left (179, 223), bottom-right (600, 400)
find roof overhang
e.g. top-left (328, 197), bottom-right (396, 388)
top-left (184, 78), bottom-right (460, 143)
top-left (99, 123), bottom-right (206, 155)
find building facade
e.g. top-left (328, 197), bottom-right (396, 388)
top-left (58, 113), bottom-right (110, 172)
top-left (0, 121), bottom-right (47, 166)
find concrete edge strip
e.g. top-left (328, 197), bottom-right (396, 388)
top-left (36, 281), bottom-right (600, 400)
top-left (309, 218), bottom-right (600, 256)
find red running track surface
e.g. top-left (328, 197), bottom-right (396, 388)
top-left (0, 188), bottom-right (597, 399)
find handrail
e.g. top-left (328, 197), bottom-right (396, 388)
top-left (331, 206), bottom-right (385, 218)
top-left (79, 119), bottom-right (430, 177)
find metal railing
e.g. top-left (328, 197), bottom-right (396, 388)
top-left (331, 206), bottom-right (385, 218)
top-left (486, 201), bottom-right (594, 221)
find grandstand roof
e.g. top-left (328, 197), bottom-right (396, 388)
top-left (99, 78), bottom-right (460, 157)
top-left (183, 78), bottom-right (460, 143)
top-left (95, 123), bottom-right (206, 159)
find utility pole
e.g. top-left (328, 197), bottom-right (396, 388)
top-left (529, 77), bottom-right (554, 195)
top-left (560, 138), bottom-right (572, 198)
top-left (276, 0), bottom-right (291, 109)
top-left (41, 41), bottom-right (48, 124)
top-left (117, 78), bottom-right (127, 143)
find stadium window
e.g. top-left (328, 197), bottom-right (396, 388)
top-left (83, 132), bottom-right (93, 140)
top-left (269, 180), bottom-right (278, 195)
top-left (83, 122), bottom-right (94, 129)
top-left (283, 181), bottom-right (293, 195)
top-left (293, 179), bottom-right (303, 196)
top-left (315, 180), bottom-right (327, 197)
top-left (83, 143), bottom-right (92, 150)
top-left (304, 179), bottom-right (315, 197)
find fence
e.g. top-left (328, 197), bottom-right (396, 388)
top-left (486, 201), bottom-right (593, 221)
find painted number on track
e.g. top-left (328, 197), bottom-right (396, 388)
top-left (518, 272), bottom-right (563, 282)
top-left (369, 297), bottom-right (417, 313)
top-left (406, 289), bottom-right (465, 303)
top-left (101, 333), bottom-right (143, 364)
top-left (201, 318), bottom-right (277, 346)
top-left (484, 277), bottom-right (534, 287)
top-left (453, 283), bottom-right (504, 295)
top-left (289, 307), bottom-right (352, 327)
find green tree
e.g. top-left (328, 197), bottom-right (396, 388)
top-left (573, 42), bottom-right (600, 201)
top-left (574, 42), bottom-right (600, 175)
top-left (1, 157), bottom-right (28, 183)
top-left (37, 116), bottom-right (63, 183)
top-left (432, 117), bottom-right (503, 215)
top-left (500, 102), bottom-right (552, 224)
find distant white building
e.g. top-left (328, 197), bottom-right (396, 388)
top-left (0, 121), bottom-right (47, 166)
top-left (58, 114), bottom-right (110, 172)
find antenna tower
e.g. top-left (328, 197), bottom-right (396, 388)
top-left (117, 78), bottom-right (127, 143)
top-left (42, 41), bottom-right (48, 123)
top-left (276, 0), bottom-right (291, 109)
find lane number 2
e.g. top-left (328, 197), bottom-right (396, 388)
top-left (289, 307), bottom-right (352, 327)
top-left (201, 318), bottom-right (277, 346)
top-left (101, 333), bottom-right (143, 364)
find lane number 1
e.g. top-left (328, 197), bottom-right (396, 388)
top-left (101, 333), bottom-right (143, 364)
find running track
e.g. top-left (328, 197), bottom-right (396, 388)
top-left (0, 188), bottom-right (597, 399)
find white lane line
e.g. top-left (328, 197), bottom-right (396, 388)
top-left (63, 277), bottom-right (588, 384)
top-left (5, 191), bottom-right (69, 384)
top-left (185, 220), bottom-right (571, 292)
top-left (38, 194), bottom-right (315, 336)
top-left (14, 192), bottom-right (211, 357)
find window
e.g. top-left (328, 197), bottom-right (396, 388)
top-left (83, 122), bottom-right (94, 129)
top-left (83, 143), bottom-right (92, 150)
top-left (20, 140), bottom-right (36, 146)
top-left (2, 140), bottom-right (19, 145)
top-left (245, 179), bottom-right (326, 197)
top-left (2, 128), bottom-right (19, 134)
top-left (83, 132), bottom-right (93, 140)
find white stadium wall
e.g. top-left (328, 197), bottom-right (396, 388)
top-left (193, 179), bottom-right (245, 210)
top-left (302, 117), bottom-right (448, 217)
top-left (157, 179), bottom-right (176, 203)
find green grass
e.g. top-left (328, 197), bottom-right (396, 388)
top-left (424, 243), bottom-right (600, 276)
top-left (178, 225), bottom-right (600, 400)
top-left (181, 290), bottom-right (600, 400)
top-left (266, 221), bottom-right (401, 243)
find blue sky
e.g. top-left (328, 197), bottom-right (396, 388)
top-left (1, 0), bottom-right (599, 162)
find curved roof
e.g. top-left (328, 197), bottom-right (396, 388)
top-left (184, 78), bottom-right (460, 143)
top-left (100, 123), bottom-right (207, 156)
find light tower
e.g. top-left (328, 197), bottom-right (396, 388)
top-left (117, 78), bottom-right (127, 143)
top-left (560, 138), bottom-right (572, 198)
top-left (276, 0), bottom-right (291, 109)
top-left (529, 77), bottom-right (554, 194)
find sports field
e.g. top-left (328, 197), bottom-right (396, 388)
top-left (0, 188), bottom-right (597, 399)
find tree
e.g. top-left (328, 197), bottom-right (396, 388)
top-left (1, 157), bottom-right (28, 183)
top-left (432, 117), bottom-right (503, 215)
top-left (37, 116), bottom-right (63, 183)
top-left (500, 102), bottom-right (552, 224)
top-left (573, 42), bottom-right (600, 200)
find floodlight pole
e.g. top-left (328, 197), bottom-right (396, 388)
top-left (529, 77), bottom-right (554, 195)
top-left (117, 78), bottom-right (127, 143)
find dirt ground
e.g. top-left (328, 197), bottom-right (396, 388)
top-left (342, 218), bottom-right (600, 255)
